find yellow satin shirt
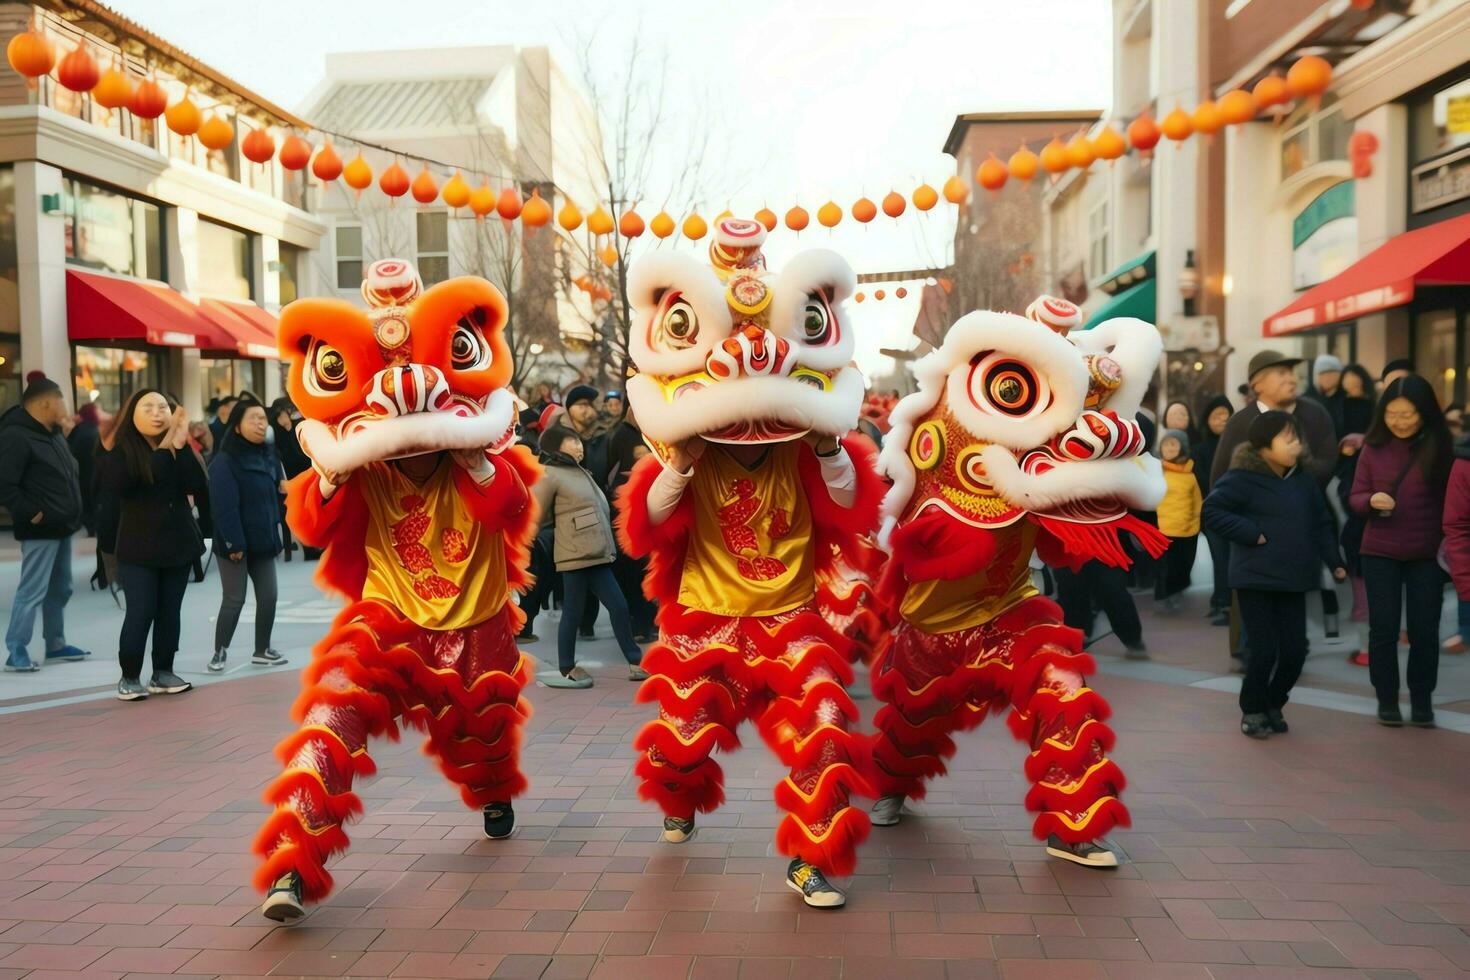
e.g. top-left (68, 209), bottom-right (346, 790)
top-left (900, 520), bottom-right (1039, 633)
top-left (359, 458), bottom-right (506, 630)
top-left (678, 443), bottom-right (815, 617)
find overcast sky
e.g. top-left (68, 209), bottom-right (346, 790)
top-left (110, 0), bottom-right (1114, 374)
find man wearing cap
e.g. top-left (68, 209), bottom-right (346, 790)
top-left (1304, 354), bottom-right (1346, 440)
top-left (563, 384), bottom-right (611, 491)
top-left (0, 378), bottom-right (90, 672)
top-left (1210, 351), bottom-right (1336, 490)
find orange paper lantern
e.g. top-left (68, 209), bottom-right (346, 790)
top-left (650, 210), bottom-right (675, 238)
top-left (91, 59), bottom-right (134, 112)
top-left (442, 170), bottom-right (471, 208)
top-left (896, 286), bottom-right (908, 299)
top-left (618, 207), bottom-right (645, 238)
top-left (882, 191), bottom-right (906, 219)
top-left (1066, 134), bottom-right (1095, 170)
top-left (343, 154), bottom-right (373, 193)
top-left (7, 22), bottom-right (56, 88)
top-left (818, 200), bottom-right (842, 228)
top-left (942, 175), bottom-right (969, 205)
top-left (600, 243), bottom-right (618, 268)
top-left (1218, 89), bottom-right (1255, 125)
top-left (469, 183), bottom-right (495, 219)
top-left (754, 207), bottom-right (778, 231)
top-left (912, 183), bottom-right (939, 211)
top-left (1287, 55), bottom-right (1332, 106)
top-left (854, 292), bottom-right (865, 303)
top-left (129, 76), bottom-right (167, 119)
top-left (279, 134), bottom-right (312, 170)
top-left (379, 160), bottom-right (410, 199)
top-left (197, 114), bottom-right (234, 151)
top-left (411, 166), bottom-right (439, 204)
top-left (1161, 106), bottom-right (1194, 145)
top-left (1039, 138), bottom-right (1070, 175)
top-left (852, 196), bottom-right (877, 223)
top-left (241, 127), bottom-right (276, 165)
top-left (1093, 125), bottom-right (1126, 162)
top-left (683, 212), bottom-right (709, 240)
top-left (1252, 74), bottom-right (1290, 114)
top-left (521, 188), bottom-right (551, 227)
top-left (587, 206), bottom-right (614, 236)
top-left (1192, 100), bottom-right (1222, 138)
top-left (979, 155), bottom-right (1009, 191)
top-left (783, 206), bottom-right (808, 232)
top-left (1127, 112), bottom-right (1161, 154)
top-left (557, 200), bottom-right (583, 231)
top-left (1008, 145), bottom-right (1039, 182)
top-left (165, 91), bottom-right (201, 136)
top-left (874, 289), bottom-right (886, 301)
top-left (56, 43), bottom-right (98, 93)
top-left (496, 186), bottom-right (522, 220)
top-left (312, 142), bottom-right (343, 182)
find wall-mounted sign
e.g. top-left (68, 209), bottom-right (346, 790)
top-left (1293, 181), bottom-right (1356, 290)
top-left (1413, 143), bottom-right (1470, 214)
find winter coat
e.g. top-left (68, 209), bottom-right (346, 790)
top-left (1202, 443), bottom-right (1342, 592)
top-left (0, 406), bottom-right (83, 540)
top-left (1304, 386), bottom-right (1346, 440)
top-left (270, 420), bottom-right (311, 480)
top-left (1348, 435), bottom-right (1448, 562)
top-left (209, 438), bottom-right (283, 557)
top-left (1442, 441), bottom-right (1470, 599)
top-left (68, 419), bottom-right (100, 529)
top-left (1209, 398), bottom-right (1336, 489)
top-left (532, 451), bottom-right (617, 571)
top-left (1335, 448), bottom-right (1367, 575)
top-left (1192, 395), bottom-right (1233, 492)
top-left (1158, 459), bottom-right (1202, 538)
top-left (606, 419), bottom-right (646, 493)
top-left (96, 446), bottom-right (208, 568)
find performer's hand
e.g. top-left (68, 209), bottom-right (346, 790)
top-left (451, 447), bottom-right (495, 484)
top-left (1370, 492), bottom-right (1395, 512)
top-left (166, 407), bottom-right (190, 451)
top-left (803, 431), bottom-right (840, 456)
top-left (668, 437), bottom-right (705, 473)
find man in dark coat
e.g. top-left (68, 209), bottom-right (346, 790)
top-left (1210, 351), bottom-right (1336, 490)
top-left (1, 378), bottom-right (90, 671)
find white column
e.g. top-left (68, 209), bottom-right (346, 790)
top-left (1222, 121), bottom-right (1287, 397)
top-left (1351, 103), bottom-right (1410, 368)
top-left (1151, 0), bottom-right (1199, 337)
top-left (256, 235), bottom-right (283, 402)
top-left (13, 162), bottom-right (71, 397)
top-left (163, 208), bottom-right (205, 420)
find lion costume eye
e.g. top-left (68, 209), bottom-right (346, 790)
top-left (305, 340), bottom-right (349, 396)
top-left (652, 292), bottom-right (699, 351)
top-left (450, 313), bottom-right (492, 371)
top-left (966, 351), bottom-right (1049, 419)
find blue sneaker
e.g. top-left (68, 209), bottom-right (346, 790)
top-left (45, 645), bottom-right (90, 663)
top-left (4, 651), bottom-right (39, 672)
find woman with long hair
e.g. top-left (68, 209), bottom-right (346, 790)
top-left (1340, 364), bottom-right (1377, 437)
top-left (268, 397), bottom-right (311, 560)
top-left (1349, 374), bottom-right (1451, 727)
top-left (208, 398), bottom-right (288, 672)
top-left (95, 388), bottom-right (208, 701)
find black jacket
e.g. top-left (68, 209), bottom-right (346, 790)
top-left (1304, 386), bottom-right (1346, 441)
top-left (209, 438), bottom-right (283, 556)
top-left (0, 406), bottom-right (83, 540)
top-left (1191, 395), bottom-right (1233, 494)
top-left (1203, 443), bottom-right (1343, 592)
top-left (270, 421), bottom-right (311, 480)
top-left (96, 446), bottom-right (208, 568)
top-left (1209, 397), bottom-right (1337, 489)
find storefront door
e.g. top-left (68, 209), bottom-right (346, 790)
top-left (1411, 294), bottom-right (1468, 406)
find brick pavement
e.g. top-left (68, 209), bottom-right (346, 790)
top-left (2, 641), bottom-right (1469, 979)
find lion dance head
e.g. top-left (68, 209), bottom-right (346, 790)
top-left (624, 217), bottom-right (864, 457)
top-left (278, 259), bottom-right (519, 480)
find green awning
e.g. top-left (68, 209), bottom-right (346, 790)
top-left (1098, 250), bottom-right (1156, 295)
top-left (1083, 277), bottom-right (1156, 329)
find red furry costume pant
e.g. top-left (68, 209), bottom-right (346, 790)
top-left (636, 603), bottom-right (873, 876)
top-left (252, 599), bottom-right (530, 902)
top-left (868, 596), bottom-right (1129, 844)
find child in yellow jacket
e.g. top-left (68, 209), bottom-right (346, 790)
top-left (1156, 428), bottom-right (1203, 610)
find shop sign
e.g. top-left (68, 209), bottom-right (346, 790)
top-left (1293, 182), bottom-right (1356, 290)
top-left (1412, 144), bottom-right (1470, 214)
top-left (1449, 94), bottom-right (1470, 135)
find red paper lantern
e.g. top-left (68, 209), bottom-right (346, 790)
top-left (56, 43), bottom-right (99, 93)
top-left (241, 127), bottom-right (276, 165)
top-left (378, 160), bottom-right (410, 199)
top-left (411, 166), bottom-right (439, 204)
top-left (1127, 112), bottom-right (1162, 154)
top-left (313, 142), bottom-right (344, 182)
top-left (129, 76), bottom-right (168, 119)
top-left (496, 186), bottom-right (523, 221)
top-left (618, 206), bottom-right (645, 238)
top-left (279, 134), bottom-right (312, 171)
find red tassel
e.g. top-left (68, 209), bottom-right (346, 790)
top-left (774, 805), bottom-right (870, 876)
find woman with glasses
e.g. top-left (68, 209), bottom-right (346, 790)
top-left (1349, 375), bottom-right (1451, 728)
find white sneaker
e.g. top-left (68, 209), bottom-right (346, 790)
top-left (1045, 834), bottom-right (1120, 868)
top-left (252, 649), bottom-right (288, 667)
top-left (870, 794), bottom-right (905, 827)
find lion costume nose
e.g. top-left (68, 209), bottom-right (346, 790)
top-left (365, 364), bottom-right (451, 417)
top-left (705, 324), bottom-right (793, 381)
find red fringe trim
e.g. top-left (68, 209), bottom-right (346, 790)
top-left (272, 726), bottom-right (375, 779)
top-left (772, 762), bottom-right (874, 819)
top-left (1024, 758), bottom-right (1127, 814)
top-left (1032, 796), bottom-right (1131, 844)
top-left (635, 753), bottom-right (725, 816)
top-left (251, 810), bottom-right (351, 902)
top-left (774, 805), bottom-right (870, 877)
top-left (635, 674), bottom-right (741, 721)
top-left (1023, 718), bottom-right (1117, 782)
top-left (1033, 513), bottom-right (1170, 572)
top-left (260, 769), bottom-right (364, 827)
top-left (633, 719), bottom-right (740, 768)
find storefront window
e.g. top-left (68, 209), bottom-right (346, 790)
top-left (278, 243), bottom-right (303, 305)
top-left (0, 335), bottom-right (19, 410)
top-left (336, 225), bottom-right (363, 288)
top-left (196, 219), bottom-right (254, 300)
top-left (1280, 99), bottom-right (1349, 180)
top-left (1413, 308), bottom-right (1457, 405)
top-left (0, 166), bottom-right (17, 336)
top-left (73, 345), bottom-right (158, 415)
top-left (201, 358), bottom-right (264, 413)
top-left (62, 178), bottom-right (163, 280)
top-left (1410, 71), bottom-right (1470, 162)
top-left (417, 212), bottom-right (449, 285)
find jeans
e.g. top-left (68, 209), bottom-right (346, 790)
top-left (1362, 555), bottom-right (1443, 708)
top-left (116, 562), bottom-right (191, 679)
top-left (1236, 589), bottom-right (1307, 715)
top-left (5, 537), bottom-right (73, 661)
top-left (1459, 598), bottom-right (1470, 642)
top-left (214, 552), bottom-right (278, 653)
top-left (1056, 561), bottom-right (1143, 647)
top-left (558, 563), bottom-right (641, 674)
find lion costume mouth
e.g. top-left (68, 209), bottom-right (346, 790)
top-left (295, 387), bottom-right (516, 477)
top-left (627, 365), bottom-right (864, 447)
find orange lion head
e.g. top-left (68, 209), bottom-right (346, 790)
top-left (278, 258), bottom-right (517, 479)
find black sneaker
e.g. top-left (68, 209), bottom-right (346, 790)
top-left (1240, 713), bottom-right (1271, 739)
top-left (148, 671), bottom-right (193, 695)
top-left (1265, 709), bottom-right (1288, 734)
top-left (786, 858), bottom-right (845, 908)
top-left (1045, 834), bottom-right (1120, 868)
top-left (1123, 642), bottom-right (1149, 660)
top-left (483, 802), bottom-right (515, 839)
top-left (1377, 704), bottom-right (1404, 727)
top-left (516, 631), bottom-right (540, 643)
top-left (117, 676), bottom-right (148, 701)
top-left (208, 647), bottom-right (227, 672)
top-left (261, 871), bottom-right (305, 922)
top-left (1409, 704), bottom-right (1435, 728)
top-left (661, 815), bottom-right (695, 843)
top-left (252, 649), bottom-right (288, 667)
top-left (1211, 611), bottom-right (1230, 627)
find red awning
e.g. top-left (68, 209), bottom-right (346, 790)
top-left (1264, 212), bottom-right (1470, 337)
top-left (198, 299), bottom-right (279, 359)
top-left (66, 269), bottom-right (236, 350)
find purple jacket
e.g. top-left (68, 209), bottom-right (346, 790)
top-left (1349, 437), bottom-right (1448, 561)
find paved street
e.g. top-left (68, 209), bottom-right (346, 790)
top-left (1, 543), bottom-right (1469, 978)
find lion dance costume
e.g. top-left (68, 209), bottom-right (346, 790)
top-left (616, 218), bottom-right (883, 905)
top-left (867, 298), bottom-right (1167, 864)
top-left (253, 260), bottom-right (537, 919)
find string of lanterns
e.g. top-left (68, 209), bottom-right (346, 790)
top-left (6, 20), bottom-right (1334, 288)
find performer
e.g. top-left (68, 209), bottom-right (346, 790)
top-left (253, 260), bottom-right (537, 921)
top-left (617, 219), bottom-right (883, 908)
top-left (867, 297), bottom-right (1167, 868)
